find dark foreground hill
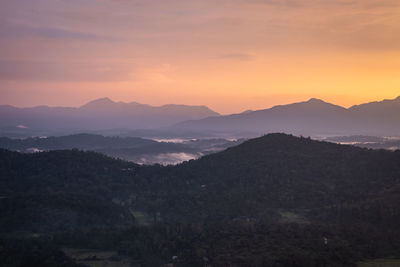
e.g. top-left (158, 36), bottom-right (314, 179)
top-left (2, 133), bottom-right (400, 226)
top-left (1, 133), bottom-right (400, 266)
top-left (0, 149), bottom-right (139, 232)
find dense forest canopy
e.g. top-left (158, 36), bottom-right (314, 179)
top-left (1, 133), bottom-right (400, 266)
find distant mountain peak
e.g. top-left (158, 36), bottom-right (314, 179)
top-left (240, 109), bottom-right (253, 114)
top-left (305, 98), bottom-right (327, 104)
top-left (281, 98), bottom-right (344, 110)
top-left (349, 95), bottom-right (400, 111)
top-left (92, 97), bottom-right (114, 103)
top-left (296, 98), bottom-right (347, 111)
top-left (80, 97), bottom-right (115, 109)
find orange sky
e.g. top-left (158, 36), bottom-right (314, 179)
top-left (1, 0), bottom-right (400, 114)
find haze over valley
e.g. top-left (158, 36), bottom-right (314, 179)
top-left (0, 133), bottom-right (242, 165)
top-left (2, 96), bottom-right (400, 139)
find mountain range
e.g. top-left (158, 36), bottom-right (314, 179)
top-left (1, 96), bottom-right (400, 137)
top-left (173, 96), bottom-right (400, 136)
top-left (0, 97), bottom-right (219, 136)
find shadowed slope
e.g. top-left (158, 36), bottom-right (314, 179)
top-left (2, 133), bottom-right (400, 229)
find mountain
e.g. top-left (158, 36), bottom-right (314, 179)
top-left (2, 133), bottom-right (400, 266)
top-left (2, 133), bottom-right (400, 227)
top-left (347, 96), bottom-right (400, 134)
top-left (2, 96), bottom-right (399, 138)
top-left (173, 96), bottom-right (400, 136)
top-left (80, 98), bottom-right (219, 120)
top-left (349, 95), bottom-right (400, 115)
top-left (0, 98), bottom-right (219, 136)
top-left (154, 133), bottom-right (400, 222)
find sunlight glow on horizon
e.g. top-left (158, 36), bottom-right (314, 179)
top-left (1, 0), bottom-right (400, 114)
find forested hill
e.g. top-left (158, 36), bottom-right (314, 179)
top-left (2, 134), bottom-right (400, 266)
top-left (1, 133), bottom-right (400, 231)
top-left (0, 149), bottom-right (139, 232)
top-left (156, 133), bottom-right (400, 223)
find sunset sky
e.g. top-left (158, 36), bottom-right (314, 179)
top-left (1, 0), bottom-right (400, 114)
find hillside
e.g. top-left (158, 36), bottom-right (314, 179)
top-left (1, 134), bottom-right (400, 227)
top-left (151, 134), bottom-right (400, 222)
top-left (1, 134), bottom-right (400, 266)
top-left (0, 149), bottom-right (139, 232)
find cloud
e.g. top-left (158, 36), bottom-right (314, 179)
top-left (0, 20), bottom-right (116, 41)
top-left (22, 26), bottom-right (113, 41)
top-left (231, 0), bottom-right (400, 8)
top-left (2, 0), bottom-right (400, 51)
top-left (0, 60), bottom-right (134, 81)
top-left (1, 0), bottom-right (400, 85)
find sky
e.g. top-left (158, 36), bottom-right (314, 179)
top-left (0, 0), bottom-right (400, 114)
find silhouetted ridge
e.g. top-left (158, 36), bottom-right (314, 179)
top-left (174, 96), bottom-right (400, 136)
top-left (235, 133), bottom-right (345, 151)
top-left (306, 98), bottom-right (325, 103)
top-left (80, 97), bottom-right (114, 109)
top-left (0, 98), bottom-right (219, 132)
top-left (349, 95), bottom-right (400, 110)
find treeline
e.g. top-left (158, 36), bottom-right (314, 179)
top-left (1, 134), bottom-right (400, 266)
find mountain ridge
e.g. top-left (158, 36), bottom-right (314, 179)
top-left (1, 96), bottom-right (400, 137)
top-left (0, 98), bottom-right (220, 134)
top-left (173, 96), bottom-right (400, 136)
